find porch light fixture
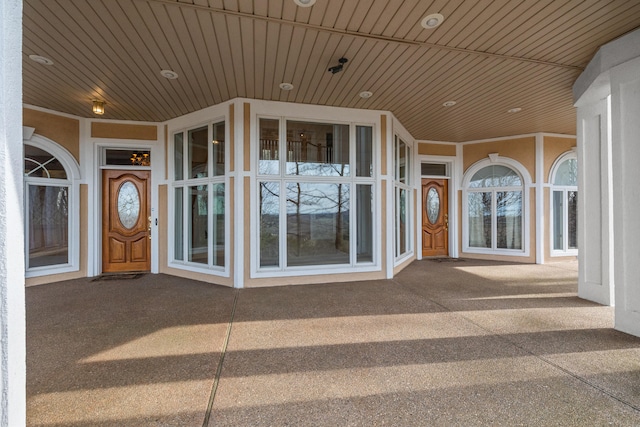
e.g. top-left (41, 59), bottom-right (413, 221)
top-left (279, 82), bottom-right (294, 91)
top-left (443, 100), bottom-right (457, 107)
top-left (92, 100), bottom-right (105, 115)
top-left (29, 54), bottom-right (54, 65)
top-left (421, 13), bottom-right (444, 29)
top-left (293, 0), bottom-right (316, 7)
top-left (507, 107), bottom-right (523, 113)
top-left (359, 91), bottom-right (373, 99)
top-left (160, 69), bottom-right (179, 79)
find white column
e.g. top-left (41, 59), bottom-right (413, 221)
top-left (0, 0), bottom-right (26, 425)
top-left (576, 97), bottom-right (614, 305)
top-left (535, 134), bottom-right (544, 264)
top-left (611, 56), bottom-right (640, 336)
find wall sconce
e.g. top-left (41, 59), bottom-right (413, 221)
top-left (92, 100), bottom-right (105, 115)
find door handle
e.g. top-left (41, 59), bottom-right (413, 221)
top-left (148, 216), bottom-right (152, 239)
top-left (444, 213), bottom-right (449, 231)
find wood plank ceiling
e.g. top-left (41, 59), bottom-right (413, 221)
top-left (22, 0), bottom-right (640, 142)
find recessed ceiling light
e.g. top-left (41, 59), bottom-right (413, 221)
top-left (421, 13), bottom-right (444, 29)
top-left (508, 107), bottom-right (523, 113)
top-left (29, 55), bottom-right (53, 65)
top-left (160, 69), bottom-right (179, 79)
top-left (359, 91), bottom-right (373, 99)
top-left (279, 82), bottom-right (294, 91)
top-left (443, 100), bottom-right (457, 107)
top-left (293, 0), bottom-right (316, 6)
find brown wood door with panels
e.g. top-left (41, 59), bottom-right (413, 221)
top-left (102, 170), bottom-right (151, 273)
top-left (422, 178), bottom-right (449, 257)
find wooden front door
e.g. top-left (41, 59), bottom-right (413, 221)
top-left (422, 178), bottom-right (449, 257)
top-left (102, 170), bottom-right (151, 273)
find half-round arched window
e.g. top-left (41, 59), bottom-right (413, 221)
top-left (24, 134), bottom-right (80, 276)
top-left (550, 152), bottom-right (578, 255)
top-left (463, 157), bottom-right (530, 255)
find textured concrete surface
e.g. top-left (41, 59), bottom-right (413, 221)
top-left (27, 259), bottom-right (640, 426)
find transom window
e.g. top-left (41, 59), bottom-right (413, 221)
top-left (466, 163), bottom-right (525, 253)
top-left (257, 118), bottom-right (375, 271)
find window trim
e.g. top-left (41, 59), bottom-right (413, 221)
top-left (549, 151), bottom-right (578, 257)
top-left (394, 135), bottom-right (414, 263)
top-left (462, 156), bottom-right (532, 257)
top-left (23, 134), bottom-right (81, 277)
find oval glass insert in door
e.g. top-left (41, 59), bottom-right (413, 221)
top-left (117, 181), bottom-right (141, 229)
top-left (426, 187), bottom-right (440, 224)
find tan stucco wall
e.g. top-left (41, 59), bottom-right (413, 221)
top-left (463, 136), bottom-right (536, 178)
top-left (23, 108), bottom-right (80, 162)
top-left (544, 136), bottom-right (576, 183)
top-left (418, 142), bottom-right (456, 157)
top-left (91, 122), bottom-right (158, 140)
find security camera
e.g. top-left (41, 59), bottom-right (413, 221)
top-left (328, 57), bottom-right (348, 74)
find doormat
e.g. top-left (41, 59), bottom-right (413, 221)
top-left (92, 273), bottom-right (146, 281)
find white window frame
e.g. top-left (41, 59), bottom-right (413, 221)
top-left (394, 135), bottom-right (414, 263)
top-left (23, 134), bottom-right (81, 277)
top-left (549, 151), bottom-right (578, 257)
top-left (169, 118), bottom-right (230, 276)
top-left (462, 156), bottom-right (532, 257)
top-left (253, 116), bottom-right (379, 277)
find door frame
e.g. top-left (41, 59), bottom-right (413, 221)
top-left (89, 140), bottom-right (160, 276)
top-left (416, 155), bottom-right (459, 260)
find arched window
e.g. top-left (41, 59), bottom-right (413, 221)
top-left (463, 158), bottom-right (530, 255)
top-left (24, 135), bottom-right (80, 276)
top-left (550, 153), bottom-right (578, 255)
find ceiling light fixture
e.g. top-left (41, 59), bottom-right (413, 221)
top-left (421, 13), bottom-right (444, 29)
top-left (293, 0), bottom-right (316, 7)
top-left (443, 100), bottom-right (457, 107)
top-left (29, 55), bottom-right (54, 65)
top-left (92, 100), bottom-right (106, 115)
top-left (359, 91), bottom-right (373, 99)
top-left (508, 107), bottom-right (523, 113)
top-left (279, 82), bottom-right (294, 91)
top-left (160, 69), bottom-right (179, 79)
top-left (328, 57), bottom-right (348, 74)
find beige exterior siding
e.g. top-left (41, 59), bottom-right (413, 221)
top-left (24, 108), bottom-right (80, 161)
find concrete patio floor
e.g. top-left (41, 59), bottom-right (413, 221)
top-left (26, 259), bottom-right (640, 426)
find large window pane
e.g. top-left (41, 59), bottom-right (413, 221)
top-left (174, 187), bottom-right (184, 261)
top-left (553, 190), bottom-right (564, 251)
top-left (356, 126), bottom-right (373, 177)
top-left (568, 191), bottom-right (578, 249)
top-left (260, 182), bottom-right (280, 267)
top-left (286, 121), bottom-right (350, 176)
top-left (174, 133), bottom-right (184, 180)
top-left (28, 185), bottom-right (69, 268)
top-left (212, 183), bottom-right (225, 266)
top-left (188, 185), bottom-right (208, 264)
top-left (213, 121), bottom-right (225, 176)
top-left (468, 192), bottom-right (492, 248)
top-left (496, 191), bottom-right (522, 250)
top-left (286, 183), bottom-right (350, 266)
top-left (259, 119), bottom-right (279, 175)
top-left (396, 188), bottom-right (408, 256)
top-left (188, 126), bottom-right (208, 179)
top-left (357, 184), bottom-right (373, 263)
